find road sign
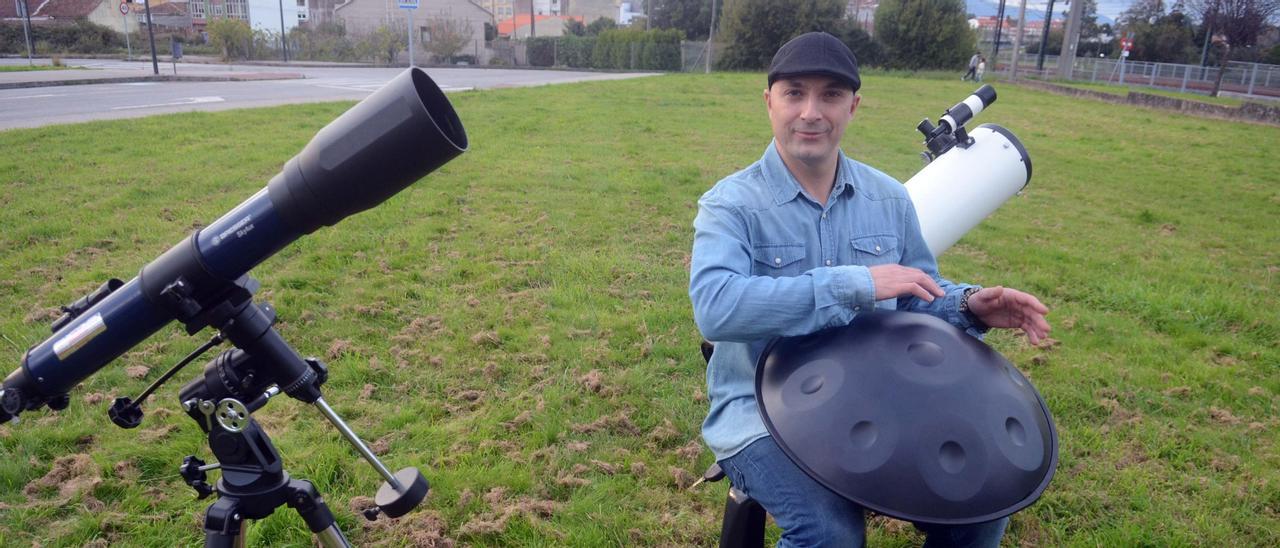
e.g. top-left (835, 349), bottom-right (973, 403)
top-left (119, 2), bottom-right (128, 14)
top-left (397, 0), bottom-right (417, 8)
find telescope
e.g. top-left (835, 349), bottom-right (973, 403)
top-left (1, 68), bottom-right (467, 545)
top-left (904, 85), bottom-right (1032, 256)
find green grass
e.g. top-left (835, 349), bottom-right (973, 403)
top-left (0, 64), bottom-right (78, 72)
top-left (0, 72), bottom-right (1277, 546)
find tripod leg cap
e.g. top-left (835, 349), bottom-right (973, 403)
top-left (374, 467), bottom-right (429, 518)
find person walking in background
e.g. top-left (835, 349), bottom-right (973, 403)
top-left (963, 51), bottom-right (981, 81)
top-left (976, 55), bottom-right (987, 82)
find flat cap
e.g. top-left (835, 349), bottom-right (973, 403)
top-left (767, 32), bottom-right (861, 92)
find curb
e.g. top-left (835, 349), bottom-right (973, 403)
top-left (0, 73), bottom-right (306, 90)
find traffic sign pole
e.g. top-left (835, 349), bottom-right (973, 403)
top-left (121, 3), bottom-right (132, 61)
top-left (399, 0), bottom-right (417, 67)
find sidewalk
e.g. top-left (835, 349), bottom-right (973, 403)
top-left (0, 61), bottom-right (305, 90)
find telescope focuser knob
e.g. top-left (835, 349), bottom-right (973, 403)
top-left (109, 397), bottom-right (144, 429)
top-left (180, 456), bottom-right (216, 499)
top-left (47, 393), bottom-right (71, 411)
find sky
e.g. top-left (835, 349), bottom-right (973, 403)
top-left (967, 0), bottom-right (1137, 24)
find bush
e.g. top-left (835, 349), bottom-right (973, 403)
top-left (207, 18), bottom-right (253, 60)
top-left (528, 36), bottom-right (556, 67)
top-left (290, 22), bottom-right (358, 62)
top-left (0, 20), bottom-right (126, 54)
top-left (558, 35), bottom-right (596, 68)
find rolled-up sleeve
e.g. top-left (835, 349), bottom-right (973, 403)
top-left (689, 196), bottom-right (876, 342)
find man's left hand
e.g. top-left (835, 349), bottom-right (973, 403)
top-left (967, 287), bottom-right (1051, 345)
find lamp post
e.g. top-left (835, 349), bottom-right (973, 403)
top-left (278, 0), bottom-right (289, 61)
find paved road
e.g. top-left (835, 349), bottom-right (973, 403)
top-left (0, 58), bottom-right (657, 130)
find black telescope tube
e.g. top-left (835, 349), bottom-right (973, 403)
top-left (2, 68), bottom-right (468, 420)
top-left (269, 69), bottom-right (468, 236)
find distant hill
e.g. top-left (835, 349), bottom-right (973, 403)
top-left (965, 0), bottom-right (1115, 25)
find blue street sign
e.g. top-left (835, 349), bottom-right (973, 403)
top-left (398, 0), bottom-right (418, 9)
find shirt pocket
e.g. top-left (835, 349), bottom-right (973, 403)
top-left (751, 242), bottom-right (806, 277)
top-left (851, 234), bottom-right (900, 266)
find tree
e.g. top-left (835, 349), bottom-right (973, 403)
top-left (424, 18), bottom-right (474, 62)
top-left (359, 25), bottom-right (404, 65)
top-left (874, 0), bottom-right (973, 69)
top-left (1189, 0), bottom-right (1280, 56)
top-left (649, 0), bottom-right (713, 41)
top-left (564, 18), bottom-right (587, 37)
top-left (207, 18), bottom-right (253, 61)
top-left (587, 17), bottom-right (618, 36)
top-left (715, 0), bottom-right (845, 70)
top-left (1118, 1), bottom-right (1198, 62)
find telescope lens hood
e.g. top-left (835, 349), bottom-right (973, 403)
top-left (268, 68), bottom-right (469, 234)
top-left (755, 311), bottom-right (1058, 525)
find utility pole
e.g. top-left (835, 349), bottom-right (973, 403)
top-left (1057, 0), bottom-right (1084, 79)
top-left (18, 0), bottom-right (34, 66)
top-left (142, 0), bottom-right (159, 75)
top-left (992, 0), bottom-right (1007, 69)
top-left (529, 0), bottom-right (535, 38)
top-left (278, 0), bottom-right (289, 61)
top-left (1036, 0), bottom-right (1056, 72)
top-left (706, 0), bottom-right (717, 73)
top-left (1011, 0), bottom-right (1027, 78)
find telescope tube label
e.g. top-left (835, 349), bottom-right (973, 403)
top-left (53, 313), bottom-right (107, 360)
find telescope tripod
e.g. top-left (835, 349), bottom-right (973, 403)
top-left (109, 278), bottom-right (426, 546)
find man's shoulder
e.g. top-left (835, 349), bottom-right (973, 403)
top-left (843, 156), bottom-right (909, 202)
top-left (699, 161), bottom-right (771, 209)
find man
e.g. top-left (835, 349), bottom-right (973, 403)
top-left (688, 32), bottom-right (1051, 546)
top-left (963, 51), bottom-right (981, 81)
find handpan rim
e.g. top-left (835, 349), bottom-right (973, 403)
top-left (754, 310), bottom-right (1059, 526)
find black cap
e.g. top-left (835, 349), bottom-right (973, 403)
top-left (767, 32), bottom-right (861, 92)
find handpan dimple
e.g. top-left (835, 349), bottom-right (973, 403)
top-left (800, 375), bottom-right (824, 394)
top-left (908, 341), bottom-right (945, 367)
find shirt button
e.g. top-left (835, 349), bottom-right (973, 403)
top-left (774, 257), bottom-right (782, 265)
top-left (875, 245), bottom-right (882, 252)
top-left (821, 213), bottom-right (827, 219)
top-left (825, 260), bottom-right (832, 266)
top-left (853, 305), bottom-right (861, 311)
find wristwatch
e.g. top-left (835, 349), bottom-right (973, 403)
top-left (959, 286), bottom-right (990, 332)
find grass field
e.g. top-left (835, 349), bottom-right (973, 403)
top-left (0, 64), bottom-right (77, 73)
top-left (0, 72), bottom-right (1277, 546)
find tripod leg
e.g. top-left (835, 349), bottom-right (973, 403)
top-left (287, 478), bottom-right (352, 548)
top-left (204, 496), bottom-right (247, 548)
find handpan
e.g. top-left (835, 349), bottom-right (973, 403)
top-left (755, 310), bottom-right (1057, 525)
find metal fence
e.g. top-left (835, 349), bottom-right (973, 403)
top-left (996, 53), bottom-right (1280, 98)
top-left (487, 39), bottom-right (720, 72)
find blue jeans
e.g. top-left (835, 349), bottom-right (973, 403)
top-left (720, 436), bottom-right (1009, 547)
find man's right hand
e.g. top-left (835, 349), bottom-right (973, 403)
top-left (868, 264), bottom-right (944, 302)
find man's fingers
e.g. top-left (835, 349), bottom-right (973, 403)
top-left (908, 282), bottom-right (936, 302)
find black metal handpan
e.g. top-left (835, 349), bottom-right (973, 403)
top-left (755, 310), bottom-right (1057, 525)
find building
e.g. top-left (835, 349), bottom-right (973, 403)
top-left (496, 13), bottom-right (581, 38)
top-left (334, 0), bottom-right (490, 62)
top-left (188, 0), bottom-right (299, 33)
top-left (0, 0), bottom-right (187, 34)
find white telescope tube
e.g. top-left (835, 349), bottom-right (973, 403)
top-left (905, 124), bottom-right (1032, 257)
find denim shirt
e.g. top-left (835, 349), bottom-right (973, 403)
top-left (689, 142), bottom-right (983, 461)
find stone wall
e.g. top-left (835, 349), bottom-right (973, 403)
top-left (1016, 79), bottom-right (1280, 127)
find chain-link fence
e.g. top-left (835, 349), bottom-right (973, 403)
top-left (997, 52), bottom-right (1280, 99)
top-left (486, 38), bottom-right (721, 72)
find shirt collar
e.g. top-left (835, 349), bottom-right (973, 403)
top-left (761, 140), bottom-right (858, 206)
